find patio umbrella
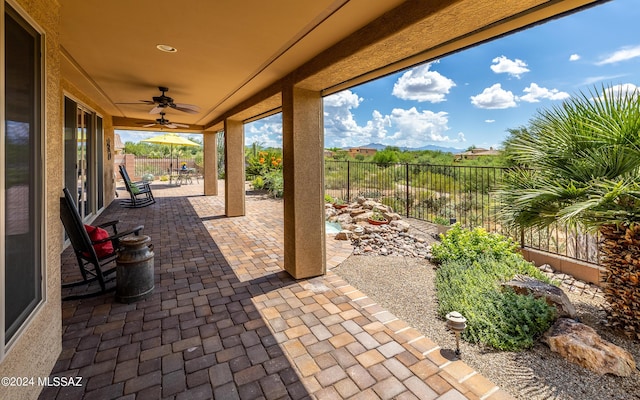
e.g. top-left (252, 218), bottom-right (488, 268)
top-left (141, 133), bottom-right (200, 172)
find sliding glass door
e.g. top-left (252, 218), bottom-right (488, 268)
top-left (64, 99), bottom-right (104, 218)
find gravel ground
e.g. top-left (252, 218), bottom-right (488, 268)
top-left (333, 254), bottom-right (640, 400)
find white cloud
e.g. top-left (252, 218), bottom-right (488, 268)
top-left (470, 84), bottom-right (517, 109)
top-left (581, 74), bottom-right (627, 85)
top-left (386, 107), bottom-right (459, 147)
top-left (324, 90), bottom-right (381, 148)
top-left (324, 90), bottom-right (362, 108)
top-left (392, 63), bottom-right (455, 103)
top-left (323, 90), bottom-right (464, 148)
top-left (597, 83), bottom-right (639, 100)
top-left (245, 114), bottom-right (283, 148)
top-left (519, 83), bottom-right (570, 103)
top-left (485, 119), bottom-right (495, 123)
top-left (596, 45), bottom-right (640, 65)
top-left (490, 55), bottom-right (530, 78)
top-left (569, 54), bottom-right (580, 61)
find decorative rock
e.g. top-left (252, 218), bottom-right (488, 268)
top-left (334, 230), bottom-right (352, 241)
top-left (503, 275), bottom-right (577, 318)
top-left (350, 208), bottom-right (368, 217)
top-left (327, 198), bottom-right (431, 258)
top-left (543, 318), bottom-right (636, 376)
top-left (333, 213), bottom-right (354, 225)
top-left (383, 212), bottom-right (401, 221)
top-left (539, 263), bottom-right (554, 273)
top-left (390, 220), bottom-right (411, 232)
top-left (325, 208), bottom-right (338, 219)
top-left (352, 212), bottom-right (373, 223)
top-left (362, 200), bottom-right (378, 209)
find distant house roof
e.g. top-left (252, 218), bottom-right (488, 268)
top-left (455, 147), bottom-right (501, 157)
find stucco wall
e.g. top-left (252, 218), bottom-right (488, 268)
top-left (0, 1), bottom-right (62, 399)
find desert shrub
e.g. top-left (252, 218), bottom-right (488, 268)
top-left (252, 176), bottom-right (265, 190)
top-left (263, 171), bottom-right (283, 198)
top-left (381, 196), bottom-right (403, 214)
top-left (357, 190), bottom-right (382, 199)
top-left (432, 225), bottom-right (555, 351)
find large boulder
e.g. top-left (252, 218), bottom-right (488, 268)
top-left (502, 275), bottom-right (577, 318)
top-left (543, 318), bottom-right (636, 376)
top-left (332, 213), bottom-right (354, 226)
top-left (389, 219), bottom-right (411, 232)
top-left (334, 230), bottom-right (352, 241)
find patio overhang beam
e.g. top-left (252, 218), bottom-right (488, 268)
top-left (205, 0), bottom-right (602, 128)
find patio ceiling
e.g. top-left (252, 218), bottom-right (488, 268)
top-left (60, 0), bottom-right (601, 133)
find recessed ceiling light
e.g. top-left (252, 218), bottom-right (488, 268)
top-left (156, 44), bottom-right (177, 53)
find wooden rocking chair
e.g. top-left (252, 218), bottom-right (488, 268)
top-left (118, 165), bottom-right (155, 208)
top-left (60, 187), bottom-right (143, 300)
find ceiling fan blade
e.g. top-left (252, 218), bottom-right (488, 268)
top-left (174, 122), bottom-right (190, 128)
top-left (165, 123), bottom-right (178, 129)
top-left (149, 105), bottom-right (164, 114)
top-left (142, 123), bottom-right (156, 128)
top-left (116, 100), bottom-right (156, 105)
top-left (172, 103), bottom-right (200, 114)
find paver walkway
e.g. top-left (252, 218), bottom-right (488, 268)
top-left (41, 181), bottom-right (513, 399)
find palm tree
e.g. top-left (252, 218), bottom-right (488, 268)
top-left (497, 85), bottom-right (640, 339)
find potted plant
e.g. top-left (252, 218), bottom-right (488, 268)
top-left (333, 198), bottom-right (348, 209)
top-left (368, 210), bottom-right (389, 225)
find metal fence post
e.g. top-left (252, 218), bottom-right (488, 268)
top-left (347, 161), bottom-right (351, 202)
top-left (405, 163), bottom-right (410, 217)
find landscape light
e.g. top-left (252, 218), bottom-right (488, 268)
top-left (446, 311), bottom-right (467, 356)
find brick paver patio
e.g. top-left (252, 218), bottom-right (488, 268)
top-left (41, 181), bottom-right (513, 399)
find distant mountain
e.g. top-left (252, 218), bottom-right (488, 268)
top-left (345, 142), bottom-right (462, 153)
top-left (414, 144), bottom-right (463, 153)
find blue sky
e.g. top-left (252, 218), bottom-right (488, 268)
top-left (120, 0), bottom-right (640, 151)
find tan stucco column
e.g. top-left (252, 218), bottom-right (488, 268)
top-left (224, 119), bottom-right (245, 216)
top-left (203, 132), bottom-right (218, 196)
top-left (282, 85), bottom-right (326, 279)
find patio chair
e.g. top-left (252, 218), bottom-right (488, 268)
top-left (118, 165), bottom-right (155, 208)
top-left (60, 187), bottom-right (144, 300)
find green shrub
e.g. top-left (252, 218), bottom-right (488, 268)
top-left (263, 171), bottom-right (283, 198)
top-left (252, 176), bottom-right (265, 190)
top-left (433, 225), bottom-right (519, 265)
top-left (432, 226), bottom-right (556, 351)
top-left (436, 255), bottom-right (556, 351)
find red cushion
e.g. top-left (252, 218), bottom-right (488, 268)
top-left (84, 225), bottom-right (114, 258)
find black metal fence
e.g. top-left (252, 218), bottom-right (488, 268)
top-left (133, 156), bottom-right (199, 178)
top-left (325, 160), bottom-right (599, 265)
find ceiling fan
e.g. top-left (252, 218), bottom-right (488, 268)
top-left (120, 86), bottom-right (200, 114)
top-left (140, 112), bottom-right (189, 129)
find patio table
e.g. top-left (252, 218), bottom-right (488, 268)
top-left (170, 168), bottom-right (196, 185)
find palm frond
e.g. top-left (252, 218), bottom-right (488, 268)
top-left (498, 85), bottom-right (640, 231)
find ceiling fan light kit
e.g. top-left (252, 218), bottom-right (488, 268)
top-left (118, 86), bottom-right (200, 115)
top-left (141, 112), bottom-right (189, 129)
top-left (149, 86), bottom-right (200, 114)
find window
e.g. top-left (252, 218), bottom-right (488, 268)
top-left (2, 4), bottom-right (43, 348)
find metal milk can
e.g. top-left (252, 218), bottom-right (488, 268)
top-left (116, 235), bottom-right (154, 303)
